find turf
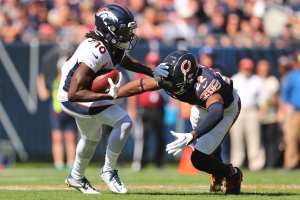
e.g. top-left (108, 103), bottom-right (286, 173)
top-left (0, 163), bottom-right (300, 200)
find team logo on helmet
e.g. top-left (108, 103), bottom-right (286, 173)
top-left (96, 10), bottom-right (118, 25)
top-left (180, 59), bottom-right (192, 82)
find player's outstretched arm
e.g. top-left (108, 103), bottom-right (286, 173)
top-left (121, 54), bottom-right (154, 77)
top-left (117, 77), bottom-right (160, 98)
top-left (68, 63), bottom-right (113, 102)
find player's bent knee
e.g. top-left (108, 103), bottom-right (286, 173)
top-left (191, 150), bottom-right (211, 172)
top-left (116, 115), bottom-right (133, 131)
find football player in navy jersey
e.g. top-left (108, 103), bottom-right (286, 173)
top-left (57, 4), bottom-right (165, 194)
top-left (114, 50), bottom-right (243, 194)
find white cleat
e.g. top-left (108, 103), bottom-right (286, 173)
top-left (101, 170), bottom-right (128, 194)
top-left (65, 175), bottom-right (100, 194)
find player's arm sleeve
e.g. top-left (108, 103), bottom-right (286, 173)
top-left (191, 102), bottom-right (224, 139)
top-left (120, 54), bottom-right (154, 77)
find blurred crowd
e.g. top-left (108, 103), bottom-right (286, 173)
top-left (0, 0), bottom-right (300, 48)
top-left (1, 0), bottom-right (300, 171)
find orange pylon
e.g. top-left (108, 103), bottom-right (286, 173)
top-left (178, 146), bottom-right (199, 175)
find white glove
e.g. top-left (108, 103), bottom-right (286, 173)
top-left (166, 131), bottom-right (194, 156)
top-left (108, 72), bottom-right (123, 99)
top-left (153, 63), bottom-right (169, 78)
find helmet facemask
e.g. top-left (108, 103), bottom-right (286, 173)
top-left (112, 21), bottom-right (137, 50)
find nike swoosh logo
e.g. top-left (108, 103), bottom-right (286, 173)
top-left (92, 53), bottom-right (98, 59)
top-left (202, 81), bottom-right (208, 89)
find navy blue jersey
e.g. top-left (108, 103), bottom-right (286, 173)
top-left (164, 66), bottom-right (234, 109)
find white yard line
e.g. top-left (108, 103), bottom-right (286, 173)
top-left (0, 184), bottom-right (300, 191)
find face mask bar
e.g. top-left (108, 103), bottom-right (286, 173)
top-left (114, 22), bottom-right (137, 50)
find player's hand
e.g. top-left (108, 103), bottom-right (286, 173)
top-left (108, 72), bottom-right (123, 99)
top-left (166, 131), bottom-right (193, 156)
top-left (153, 63), bottom-right (169, 78)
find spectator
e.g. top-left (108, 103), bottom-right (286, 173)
top-left (223, 0), bottom-right (244, 18)
top-left (278, 55), bottom-right (292, 82)
top-left (198, 48), bottom-right (214, 68)
top-left (207, 11), bottom-right (226, 34)
top-left (136, 5), bottom-right (162, 41)
top-left (129, 52), bottom-right (166, 171)
top-left (128, 0), bottom-right (146, 22)
top-left (0, 0), bottom-right (299, 47)
top-left (37, 53), bottom-right (77, 170)
top-left (230, 58), bottom-right (265, 171)
top-left (281, 52), bottom-right (300, 169)
top-left (226, 13), bottom-right (240, 37)
top-left (256, 59), bottom-right (282, 168)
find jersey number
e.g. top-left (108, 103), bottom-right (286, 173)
top-left (88, 39), bottom-right (107, 54)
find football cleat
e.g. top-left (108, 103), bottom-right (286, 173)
top-left (65, 175), bottom-right (100, 194)
top-left (101, 169), bottom-right (128, 194)
top-left (225, 167), bottom-right (243, 194)
top-left (209, 175), bottom-right (224, 192)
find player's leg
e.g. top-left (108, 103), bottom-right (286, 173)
top-left (97, 105), bottom-right (132, 193)
top-left (209, 147), bottom-right (224, 192)
top-left (66, 116), bottom-right (102, 194)
top-left (190, 105), bottom-right (224, 192)
top-left (190, 96), bottom-right (242, 194)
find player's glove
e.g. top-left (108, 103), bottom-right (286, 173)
top-left (108, 72), bottom-right (123, 99)
top-left (166, 131), bottom-right (193, 156)
top-left (153, 63), bottom-right (169, 78)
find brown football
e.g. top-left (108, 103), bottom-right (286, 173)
top-left (91, 69), bottom-right (120, 93)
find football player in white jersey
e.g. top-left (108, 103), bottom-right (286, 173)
top-left (57, 4), bottom-right (164, 194)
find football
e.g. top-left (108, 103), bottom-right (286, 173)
top-left (91, 69), bottom-right (120, 93)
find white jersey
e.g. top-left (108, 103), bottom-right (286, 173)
top-left (57, 38), bottom-right (122, 115)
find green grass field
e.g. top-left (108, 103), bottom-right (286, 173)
top-left (0, 163), bottom-right (300, 200)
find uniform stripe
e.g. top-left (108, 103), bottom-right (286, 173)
top-left (61, 101), bottom-right (111, 116)
top-left (63, 62), bottom-right (79, 92)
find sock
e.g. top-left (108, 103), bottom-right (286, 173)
top-left (102, 116), bottom-right (132, 172)
top-left (71, 138), bottom-right (98, 180)
top-left (102, 149), bottom-right (119, 172)
top-left (191, 149), bottom-right (232, 178)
